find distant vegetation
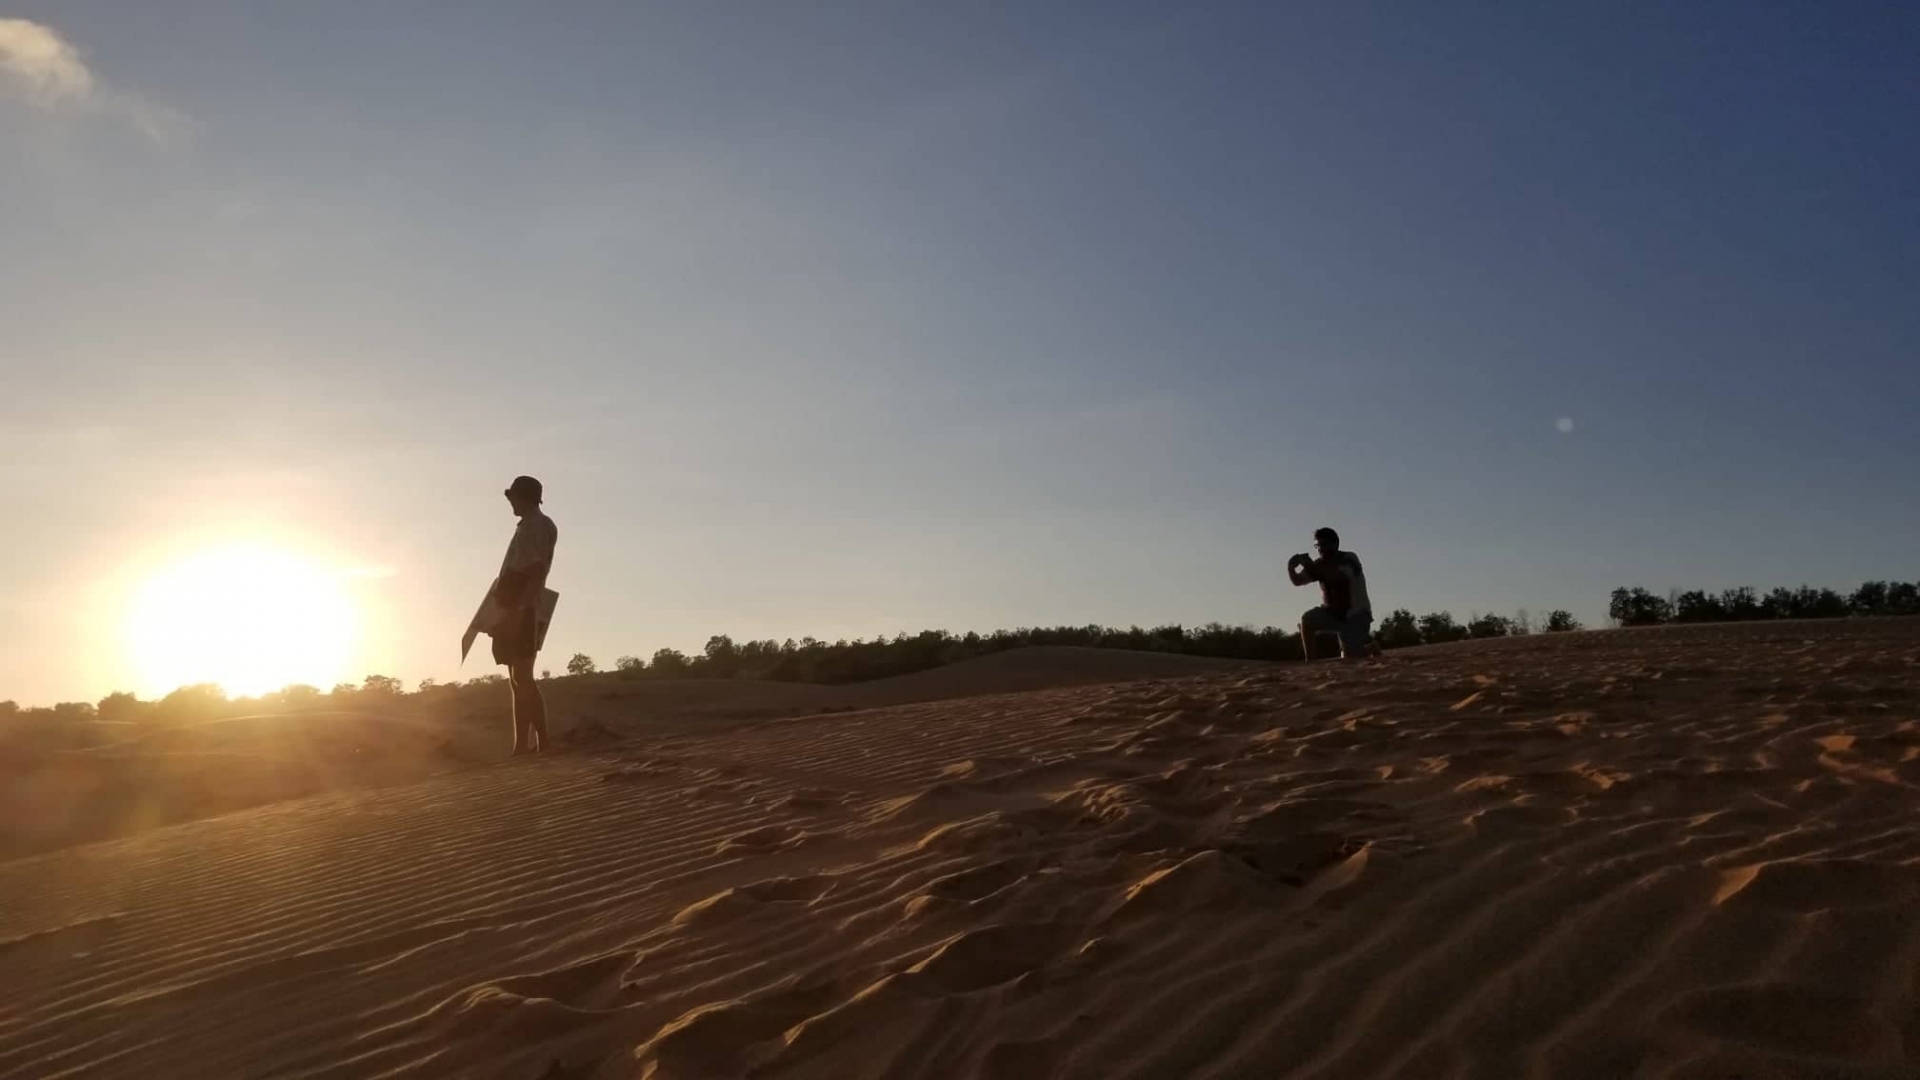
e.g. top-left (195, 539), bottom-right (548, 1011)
top-left (4, 579), bottom-right (1913, 724)
top-left (618, 625), bottom-right (1312, 686)
top-left (1606, 581), bottom-right (1920, 628)
top-left (1, 618), bottom-right (1520, 724)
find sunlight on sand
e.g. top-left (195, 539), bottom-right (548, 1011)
top-left (12, 623), bottom-right (1920, 1078)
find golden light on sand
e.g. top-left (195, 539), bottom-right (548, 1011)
top-left (124, 543), bottom-right (359, 697)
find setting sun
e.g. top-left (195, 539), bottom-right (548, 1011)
top-left (124, 544), bottom-right (360, 698)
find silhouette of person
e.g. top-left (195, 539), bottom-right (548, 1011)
top-left (492, 476), bottom-right (558, 754)
top-left (1288, 527), bottom-right (1376, 660)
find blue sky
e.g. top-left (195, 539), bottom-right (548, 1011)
top-left (3, 2), bottom-right (1916, 705)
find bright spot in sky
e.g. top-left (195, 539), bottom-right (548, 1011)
top-left (1556, 417), bottom-right (1576, 434)
top-left (124, 544), bottom-right (360, 697)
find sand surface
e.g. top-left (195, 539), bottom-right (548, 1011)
top-left (4, 622), bottom-right (1920, 1078)
top-left (0, 648), bottom-right (1257, 859)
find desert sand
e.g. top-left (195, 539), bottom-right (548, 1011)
top-left (4, 621), bottom-right (1920, 1078)
top-left (0, 648), bottom-right (1258, 860)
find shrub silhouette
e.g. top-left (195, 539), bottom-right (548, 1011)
top-left (1417, 612), bottom-right (1468, 645)
top-left (1609, 587), bottom-right (1672, 627)
top-left (96, 691), bottom-right (147, 723)
top-left (1606, 580), bottom-right (1913, 626)
top-left (1672, 591), bottom-right (1726, 624)
top-left (1465, 613), bottom-right (1512, 639)
top-left (1374, 609), bottom-right (1421, 649)
top-left (649, 648), bottom-right (690, 676)
top-left (1719, 587), bottom-right (1764, 620)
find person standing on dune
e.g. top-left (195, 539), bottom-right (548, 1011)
top-left (1288, 526), bottom-right (1376, 661)
top-left (488, 475), bottom-right (559, 754)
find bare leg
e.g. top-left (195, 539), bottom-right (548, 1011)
top-left (507, 663), bottom-right (529, 753)
top-left (527, 672), bottom-right (549, 753)
top-left (510, 658), bottom-right (547, 753)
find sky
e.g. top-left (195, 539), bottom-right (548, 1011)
top-left (2, 2), bottom-right (1916, 706)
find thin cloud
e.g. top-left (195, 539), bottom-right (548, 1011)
top-left (0, 17), bottom-right (92, 100)
top-left (0, 17), bottom-right (187, 143)
top-left (1556, 417), bottom-right (1576, 434)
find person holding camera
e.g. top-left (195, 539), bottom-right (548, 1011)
top-left (1288, 526), bottom-right (1376, 661)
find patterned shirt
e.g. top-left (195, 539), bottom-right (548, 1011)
top-left (498, 509), bottom-right (558, 605)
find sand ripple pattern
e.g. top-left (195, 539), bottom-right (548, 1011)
top-left (4, 620), bottom-right (1920, 1078)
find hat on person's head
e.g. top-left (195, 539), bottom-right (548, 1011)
top-left (505, 475), bottom-right (543, 503)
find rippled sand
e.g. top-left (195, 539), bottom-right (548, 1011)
top-left (5, 621), bottom-right (1919, 1079)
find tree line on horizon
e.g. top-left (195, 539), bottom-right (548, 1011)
top-left (1605, 580), bottom-right (1920, 627)
top-left (577, 607), bottom-right (1588, 686)
top-left (2, 611), bottom-right (1575, 725)
top-left (4, 578), bottom-right (1913, 725)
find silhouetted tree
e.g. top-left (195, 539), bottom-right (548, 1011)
top-left (155, 683), bottom-right (228, 724)
top-left (1466, 613), bottom-right (1512, 639)
top-left (649, 648), bottom-right (689, 676)
top-left (1803, 587), bottom-right (1850, 619)
top-left (1757, 585), bottom-right (1848, 619)
top-left (1374, 609), bottom-right (1421, 649)
top-left (1607, 580), bottom-right (1909, 626)
top-left (1889, 582), bottom-right (1920, 616)
top-left (1672, 591), bottom-right (1726, 624)
top-left (96, 691), bottom-right (147, 723)
top-left (0, 700), bottom-right (18, 719)
top-left (1609, 587), bottom-right (1671, 627)
top-left (1760, 586), bottom-right (1796, 618)
top-left (51, 701), bottom-right (96, 722)
top-left (1418, 612), bottom-right (1468, 644)
top-left (362, 674), bottom-right (403, 696)
top-left (615, 655), bottom-right (645, 673)
top-left (279, 684), bottom-right (321, 707)
top-left (566, 653), bottom-right (596, 676)
top-left (1719, 587), bottom-right (1763, 621)
top-left (1544, 610), bottom-right (1582, 632)
top-left (703, 635), bottom-right (740, 678)
top-left (1849, 581), bottom-right (1890, 616)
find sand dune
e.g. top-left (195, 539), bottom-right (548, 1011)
top-left (5, 621), bottom-right (1920, 1077)
top-left (0, 648), bottom-right (1254, 859)
top-left (567, 646), bottom-right (1264, 726)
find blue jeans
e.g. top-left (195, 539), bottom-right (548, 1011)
top-left (1302, 606), bottom-right (1372, 658)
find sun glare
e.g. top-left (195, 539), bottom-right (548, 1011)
top-left (125, 544), bottom-right (360, 698)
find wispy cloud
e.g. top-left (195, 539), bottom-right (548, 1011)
top-left (0, 17), bottom-right (187, 143)
top-left (0, 17), bottom-right (92, 100)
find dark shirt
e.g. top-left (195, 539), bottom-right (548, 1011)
top-left (1305, 551), bottom-right (1370, 616)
